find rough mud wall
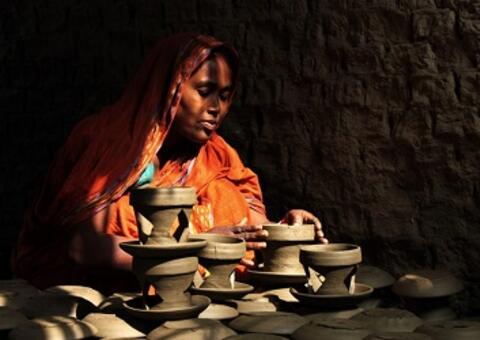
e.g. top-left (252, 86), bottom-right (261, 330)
top-left (1, 0), bottom-right (479, 312)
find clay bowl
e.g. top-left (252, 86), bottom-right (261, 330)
top-left (292, 319), bottom-right (372, 340)
top-left (135, 256), bottom-right (198, 310)
top-left (147, 318), bottom-right (236, 340)
top-left (304, 307), bottom-right (364, 321)
top-left (229, 312), bottom-right (308, 335)
top-left (19, 292), bottom-right (87, 318)
top-left (247, 269), bottom-right (307, 286)
top-left (364, 332), bottom-right (432, 340)
top-left (261, 223), bottom-right (316, 274)
top-left (82, 312), bottom-right (145, 338)
top-left (123, 294), bottom-right (210, 321)
top-left (392, 270), bottom-right (463, 298)
top-left (415, 320), bottom-right (480, 340)
top-left (9, 315), bottom-right (97, 340)
top-left (356, 265), bottom-right (396, 290)
top-left (45, 285), bottom-right (105, 307)
top-left (130, 186), bottom-right (197, 245)
top-left (120, 239), bottom-right (207, 258)
top-left (290, 284), bottom-right (373, 310)
top-left (188, 233), bottom-right (246, 289)
top-left (350, 308), bottom-right (423, 333)
top-left (230, 298), bottom-right (278, 314)
top-left (190, 282), bottom-right (254, 301)
top-left (300, 243), bottom-right (362, 295)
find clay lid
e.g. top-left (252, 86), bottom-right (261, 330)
top-left (351, 308), bottom-right (423, 332)
top-left (300, 243), bottom-right (362, 267)
top-left (226, 334), bottom-right (288, 339)
top-left (9, 315), bottom-right (97, 340)
top-left (45, 285), bottom-right (105, 307)
top-left (229, 312), bottom-right (308, 335)
top-left (189, 234), bottom-right (246, 260)
top-left (130, 186), bottom-right (197, 206)
top-left (292, 319), bottom-right (372, 340)
top-left (0, 307), bottom-right (28, 331)
top-left (392, 270), bottom-right (463, 298)
top-left (263, 223), bottom-right (315, 241)
top-left (82, 312), bottom-right (145, 338)
top-left (198, 303), bottom-right (239, 320)
top-left (231, 298), bottom-right (278, 314)
top-left (120, 239), bottom-right (207, 258)
top-left (356, 265), bottom-right (395, 289)
top-left (364, 332), bottom-right (432, 340)
top-left (147, 318), bottom-right (236, 339)
top-left (305, 308), bottom-right (364, 321)
top-left (19, 292), bottom-right (84, 318)
top-left (415, 320), bottom-right (480, 340)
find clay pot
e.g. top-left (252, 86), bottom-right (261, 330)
top-left (415, 320), bottom-right (480, 340)
top-left (190, 282), bottom-right (254, 302)
top-left (261, 224), bottom-right (315, 274)
top-left (198, 303), bottom-right (239, 321)
top-left (350, 308), bottom-right (423, 333)
top-left (189, 234), bottom-right (246, 289)
top-left (229, 312), bottom-right (308, 335)
top-left (292, 319), bottom-right (372, 340)
top-left (364, 332), bottom-right (432, 340)
top-left (134, 256), bottom-right (198, 310)
top-left (45, 285), bottom-right (105, 307)
top-left (9, 315), bottom-right (97, 340)
top-left (147, 318), bottom-right (236, 340)
top-left (244, 288), bottom-right (298, 303)
top-left (356, 265), bottom-right (395, 290)
top-left (231, 298), bottom-right (278, 314)
top-left (0, 307), bottom-right (28, 337)
top-left (299, 244), bottom-right (362, 295)
top-left (0, 280), bottom-right (40, 310)
top-left (82, 312), bottom-right (145, 338)
top-left (130, 186), bottom-right (197, 244)
top-left (226, 335), bottom-right (288, 340)
top-left (19, 292), bottom-right (88, 318)
top-left (392, 270), bottom-right (463, 321)
top-left (304, 308), bottom-right (364, 321)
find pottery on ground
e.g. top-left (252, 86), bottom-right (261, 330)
top-left (198, 303), bottom-right (239, 320)
top-left (82, 312), bottom-right (145, 338)
top-left (130, 186), bottom-right (197, 245)
top-left (0, 307), bottom-right (28, 332)
top-left (300, 243), bottom-right (362, 296)
top-left (226, 334), bottom-right (288, 340)
top-left (350, 308), bottom-right (423, 333)
top-left (304, 308), bottom-right (364, 321)
top-left (260, 224), bottom-right (315, 274)
top-left (147, 318), bottom-right (236, 340)
top-left (231, 298), bottom-right (278, 314)
top-left (247, 269), bottom-right (307, 286)
top-left (364, 332), bottom-right (432, 340)
top-left (356, 265), bottom-right (395, 290)
top-left (19, 292), bottom-right (87, 319)
top-left (188, 233), bottom-right (246, 289)
top-left (243, 287), bottom-right (298, 303)
top-left (45, 285), bottom-right (105, 307)
top-left (415, 320), bottom-right (480, 340)
top-left (0, 281), bottom-right (40, 310)
top-left (228, 312), bottom-right (308, 335)
top-left (9, 315), bottom-right (97, 340)
top-left (190, 282), bottom-right (254, 301)
top-left (98, 292), bottom-right (138, 313)
top-left (292, 319), bottom-right (372, 340)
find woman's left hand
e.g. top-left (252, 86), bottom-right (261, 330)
top-left (280, 209), bottom-right (328, 244)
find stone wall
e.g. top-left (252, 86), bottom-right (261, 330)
top-left (1, 0), bottom-right (479, 312)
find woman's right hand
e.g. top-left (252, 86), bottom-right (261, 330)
top-left (206, 223), bottom-right (269, 250)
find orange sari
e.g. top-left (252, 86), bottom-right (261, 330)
top-left (13, 34), bottom-right (265, 293)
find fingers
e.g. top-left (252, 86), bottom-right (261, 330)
top-left (240, 258), bottom-right (255, 268)
top-left (246, 241), bottom-right (267, 250)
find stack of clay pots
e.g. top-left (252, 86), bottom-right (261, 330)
top-left (120, 186), bottom-right (210, 321)
top-left (392, 269), bottom-right (463, 321)
top-left (189, 233), bottom-right (253, 321)
top-left (248, 223), bottom-right (316, 286)
top-left (291, 243), bottom-right (373, 310)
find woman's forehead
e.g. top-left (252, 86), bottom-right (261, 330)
top-left (190, 54), bottom-right (232, 87)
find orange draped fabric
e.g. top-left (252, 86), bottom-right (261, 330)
top-left (12, 33), bottom-right (265, 293)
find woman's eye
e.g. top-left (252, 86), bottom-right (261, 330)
top-left (197, 88), bottom-right (210, 97)
top-left (220, 92), bottom-right (231, 101)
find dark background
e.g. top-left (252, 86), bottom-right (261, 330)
top-left (1, 0), bottom-right (479, 312)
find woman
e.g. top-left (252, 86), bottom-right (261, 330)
top-left (13, 33), bottom-right (327, 294)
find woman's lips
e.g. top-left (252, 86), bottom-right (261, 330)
top-left (200, 121), bottom-right (217, 131)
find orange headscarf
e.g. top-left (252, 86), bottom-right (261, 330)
top-left (13, 33), bottom-right (265, 292)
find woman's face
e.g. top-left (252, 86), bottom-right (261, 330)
top-left (172, 54), bottom-right (233, 145)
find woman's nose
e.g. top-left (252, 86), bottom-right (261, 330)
top-left (207, 96), bottom-right (220, 115)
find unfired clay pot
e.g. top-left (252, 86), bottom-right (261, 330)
top-left (130, 186), bottom-right (197, 245)
top-left (261, 224), bottom-right (316, 274)
top-left (0, 307), bottom-right (28, 334)
top-left (228, 312), bottom-right (308, 335)
top-left (82, 312), bottom-right (145, 338)
top-left (392, 269), bottom-right (463, 321)
top-left (45, 285), bottom-right (105, 307)
top-left (231, 298), bottom-right (278, 314)
top-left (350, 308), bottom-right (423, 333)
top-left (189, 234), bottom-right (246, 289)
top-left (299, 243), bottom-right (362, 295)
top-left (19, 292), bottom-right (87, 319)
top-left (292, 319), bottom-right (372, 340)
top-left (198, 303), bottom-right (239, 320)
top-left (9, 315), bottom-right (97, 340)
top-left (364, 332), bottom-right (432, 340)
top-left (415, 320), bottom-right (480, 340)
top-left (356, 265), bottom-right (395, 290)
top-left (226, 334), bottom-right (288, 340)
top-left (147, 318), bottom-right (236, 340)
